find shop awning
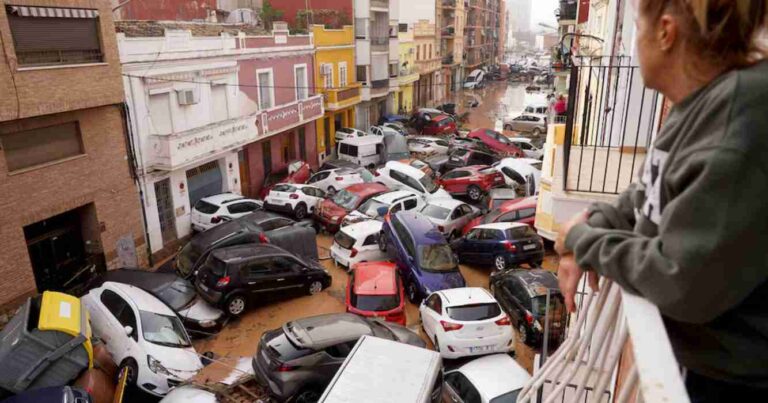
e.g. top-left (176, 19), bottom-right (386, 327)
top-left (7, 5), bottom-right (99, 18)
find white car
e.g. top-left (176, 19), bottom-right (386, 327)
top-left (493, 158), bottom-right (542, 196)
top-left (306, 167), bottom-right (364, 193)
top-left (263, 183), bottom-right (327, 219)
top-left (420, 199), bottom-right (480, 240)
top-left (342, 190), bottom-right (426, 226)
top-left (160, 386), bottom-right (217, 403)
top-left (420, 287), bottom-right (513, 359)
top-left (190, 193), bottom-right (263, 232)
top-left (375, 161), bottom-right (452, 201)
top-left (407, 136), bottom-right (451, 157)
top-left (443, 354), bottom-right (531, 403)
top-left (82, 282), bottom-right (203, 396)
top-left (330, 220), bottom-right (388, 270)
top-left (369, 125), bottom-right (403, 137)
top-left (508, 138), bottom-right (544, 160)
top-left (335, 127), bottom-right (367, 142)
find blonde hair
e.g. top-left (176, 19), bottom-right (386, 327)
top-left (640, 0), bottom-right (768, 68)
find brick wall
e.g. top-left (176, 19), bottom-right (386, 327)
top-left (0, 0), bottom-right (125, 122)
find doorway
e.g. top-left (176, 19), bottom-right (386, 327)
top-left (154, 178), bottom-right (178, 246)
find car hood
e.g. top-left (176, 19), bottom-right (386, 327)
top-left (418, 269), bottom-right (466, 293)
top-left (160, 386), bottom-right (217, 403)
top-left (428, 188), bottom-right (452, 199)
top-left (320, 200), bottom-right (349, 216)
top-left (143, 342), bottom-right (203, 380)
top-left (177, 296), bottom-right (224, 323)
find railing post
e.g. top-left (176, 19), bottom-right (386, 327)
top-left (563, 63), bottom-right (579, 190)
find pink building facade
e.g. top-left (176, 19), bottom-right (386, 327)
top-left (236, 25), bottom-right (323, 197)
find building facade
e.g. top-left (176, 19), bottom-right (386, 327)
top-left (437, 0), bottom-right (465, 94)
top-left (313, 24), bottom-right (361, 162)
top-left (111, 0), bottom-right (218, 21)
top-left (353, 0), bottom-right (399, 129)
top-left (0, 0), bottom-right (147, 307)
top-left (413, 19), bottom-right (442, 107)
top-left (464, 0), bottom-right (503, 74)
top-left (397, 25), bottom-right (420, 113)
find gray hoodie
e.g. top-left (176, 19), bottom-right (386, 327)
top-left (565, 61), bottom-right (768, 386)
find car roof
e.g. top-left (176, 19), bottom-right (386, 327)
top-left (455, 354), bottom-right (531, 399)
top-left (425, 198), bottom-right (464, 209)
top-left (373, 190), bottom-right (419, 203)
top-left (393, 211), bottom-right (445, 245)
top-left (285, 313), bottom-right (372, 349)
top-left (488, 188), bottom-right (519, 198)
top-left (101, 269), bottom-right (181, 294)
top-left (343, 182), bottom-right (388, 197)
top-left (339, 220), bottom-right (383, 238)
top-left (210, 243), bottom-right (291, 262)
top-left (339, 135), bottom-right (383, 146)
top-left (474, 222), bottom-right (529, 231)
top-left (498, 196), bottom-right (538, 212)
top-left (103, 281), bottom-right (176, 315)
top-left (506, 269), bottom-right (561, 297)
top-left (200, 193), bottom-right (245, 206)
top-left (508, 137), bottom-right (532, 143)
top-left (384, 161), bottom-right (426, 179)
top-left (353, 262), bottom-right (398, 296)
top-left (437, 287), bottom-right (496, 307)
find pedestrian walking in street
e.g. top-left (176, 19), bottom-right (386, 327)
top-left (555, 0), bottom-right (768, 401)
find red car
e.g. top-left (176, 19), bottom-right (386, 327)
top-left (438, 165), bottom-right (505, 202)
top-left (258, 161), bottom-right (312, 199)
top-left (315, 183), bottom-right (388, 233)
top-left (346, 262), bottom-right (406, 325)
top-left (422, 114), bottom-right (458, 136)
top-left (467, 128), bottom-right (524, 157)
top-left (462, 195), bottom-right (538, 234)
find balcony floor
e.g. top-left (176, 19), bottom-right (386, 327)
top-left (563, 146), bottom-right (645, 194)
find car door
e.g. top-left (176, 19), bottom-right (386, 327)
top-left (226, 201), bottom-right (261, 220)
top-left (269, 256), bottom-right (309, 296)
top-left (439, 170), bottom-right (463, 194)
top-left (301, 187), bottom-right (326, 211)
top-left (443, 372), bottom-right (482, 403)
top-left (421, 293), bottom-right (443, 339)
top-left (96, 289), bottom-right (139, 362)
top-left (501, 278), bottom-right (524, 324)
top-left (477, 228), bottom-right (503, 263)
top-left (510, 116), bottom-right (525, 131)
top-left (459, 228), bottom-right (482, 261)
top-left (448, 204), bottom-right (471, 234)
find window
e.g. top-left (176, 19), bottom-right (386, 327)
top-left (294, 65), bottom-right (308, 100)
top-left (356, 66), bottom-right (367, 83)
top-left (389, 63), bottom-right (398, 78)
top-left (398, 23), bottom-right (408, 33)
top-left (326, 340), bottom-right (357, 358)
top-left (227, 202), bottom-right (259, 214)
top-left (518, 208), bottom-right (536, 220)
top-left (7, 6), bottom-right (103, 67)
top-left (426, 294), bottom-right (442, 313)
top-left (402, 198), bottom-right (418, 211)
top-left (0, 121), bottom-right (84, 172)
top-left (211, 84), bottom-right (229, 121)
top-left (444, 372), bottom-right (481, 403)
top-left (321, 63), bottom-right (334, 89)
top-left (262, 140), bottom-right (272, 176)
top-left (498, 211), bottom-right (518, 223)
top-left (245, 259), bottom-right (271, 278)
top-left (149, 92), bottom-right (173, 134)
top-left (100, 289), bottom-right (127, 318)
top-left (451, 207), bottom-right (465, 220)
top-left (257, 70), bottom-right (274, 109)
top-left (362, 234), bottom-right (378, 246)
top-left (355, 18), bottom-right (367, 39)
top-left (338, 62), bottom-right (348, 88)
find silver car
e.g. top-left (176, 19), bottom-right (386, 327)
top-left (252, 313), bottom-right (425, 402)
top-left (503, 113), bottom-right (548, 135)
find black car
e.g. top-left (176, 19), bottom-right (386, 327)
top-left (92, 268), bottom-right (226, 336)
top-left (252, 313), bottom-right (425, 402)
top-left (451, 222), bottom-right (545, 270)
top-left (174, 211), bottom-right (318, 279)
top-left (319, 158), bottom-right (361, 172)
top-left (195, 244), bottom-right (332, 316)
top-left (443, 148), bottom-right (500, 173)
top-left (489, 269), bottom-right (567, 347)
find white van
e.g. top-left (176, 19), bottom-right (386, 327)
top-left (464, 69), bottom-right (485, 89)
top-left (319, 335), bottom-right (443, 403)
top-left (337, 136), bottom-right (385, 167)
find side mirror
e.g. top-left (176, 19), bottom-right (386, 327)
top-left (376, 206), bottom-right (388, 218)
top-left (124, 326), bottom-right (133, 337)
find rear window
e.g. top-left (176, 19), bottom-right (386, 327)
top-left (505, 226), bottom-right (537, 239)
top-left (194, 200), bottom-right (219, 214)
top-left (334, 230), bottom-right (357, 250)
top-left (447, 303), bottom-right (501, 321)
top-left (266, 330), bottom-right (313, 361)
top-left (202, 254), bottom-right (228, 277)
top-left (351, 293), bottom-right (400, 312)
top-left (421, 204), bottom-right (451, 220)
top-left (273, 184), bottom-right (297, 193)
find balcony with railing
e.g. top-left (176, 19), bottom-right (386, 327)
top-left (440, 0), bottom-right (457, 9)
top-left (369, 78), bottom-right (390, 97)
top-left (322, 83), bottom-right (362, 111)
top-left (370, 0), bottom-right (389, 10)
top-left (557, 0), bottom-right (578, 22)
top-left (371, 35), bottom-right (389, 51)
top-left (441, 26), bottom-right (456, 37)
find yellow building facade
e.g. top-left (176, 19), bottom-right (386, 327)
top-left (313, 25), bottom-right (361, 161)
top-left (398, 27), bottom-right (419, 114)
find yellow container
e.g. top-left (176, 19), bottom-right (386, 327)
top-left (38, 291), bottom-right (94, 369)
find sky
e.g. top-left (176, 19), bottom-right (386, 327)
top-left (528, 0), bottom-right (559, 31)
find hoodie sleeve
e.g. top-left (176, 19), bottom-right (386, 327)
top-left (564, 146), bottom-right (768, 324)
top-left (583, 183), bottom-right (638, 231)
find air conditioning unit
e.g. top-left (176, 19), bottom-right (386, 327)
top-left (176, 88), bottom-right (200, 105)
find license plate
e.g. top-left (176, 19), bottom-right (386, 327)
top-left (469, 345), bottom-right (493, 353)
top-left (523, 244), bottom-right (537, 251)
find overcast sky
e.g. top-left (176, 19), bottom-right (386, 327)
top-left (528, 0), bottom-right (559, 31)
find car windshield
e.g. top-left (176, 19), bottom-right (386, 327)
top-left (421, 204), bottom-right (451, 220)
top-left (157, 280), bottom-right (197, 310)
top-left (176, 243), bottom-right (200, 275)
top-left (418, 245), bottom-right (458, 272)
top-left (532, 294), bottom-right (565, 318)
top-left (332, 189), bottom-right (361, 211)
top-left (351, 293), bottom-right (400, 312)
top-left (490, 389), bottom-right (523, 403)
top-left (272, 184), bottom-right (296, 192)
top-left (358, 198), bottom-right (388, 217)
top-left (334, 230), bottom-right (356, 250)
top-left (419, 175), bottom-right (440, 193)
top-left (139, 311), bottom-right (191, 348)
top-left (194, 200), bottom-right (218, 214)
top-left (446, 303), bottom-right (501, 321)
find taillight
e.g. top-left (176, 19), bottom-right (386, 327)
top-left (374, 171), bottom-right (380, 177)
top-left (210, 216), bottom-right (222, 224)
top-left (503, 241), bottom-right (517, 252)
top-left (440, 320), bottom-right (463, 332)
top-left (525, 311), bottom-right (534, 325)
top-left (277, 363), bottom-right (297, 372)
top-left (259, 233), bottom-right (270, 243)
top-left (335, 177), bottom-right (344, 181)
top-left (350, 248), bottom-right (358, 258)
top-left (289, 194), bottom-right (299, 199)
top-left (495, 315), bottom-right (511, 326)
top-left (437, 225), bottom-right (445, 233)
top-left (216, 276), bottom-right (230, 288)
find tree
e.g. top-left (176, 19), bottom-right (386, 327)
top-left (260, 0), bottom-right (284, 31)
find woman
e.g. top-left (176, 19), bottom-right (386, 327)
top-left (555, 0), bottom-right (768, 401)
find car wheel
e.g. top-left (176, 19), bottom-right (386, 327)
top-left (294, 203), bottom-right (308, 219)
top-left (407, 282), bottom-right (420, 303)
top-left (504, 124), bottom-right (513, 131)
top-left (467, 185), bottom-right (483, 201)
top-left (519, 323), bottom-right (531, 345)
top-left (307, 280), bottom-right (323, 295)
top-left (378, 231), bottom-right (388, 252)
top-left (225, 294), bottom-right (247, 316)
top-left (118, 358), bottom-right (138, 386)
top-left (295, 388), bottom-right (322, 403)
top-left (494, 255), bottom-right (507, 271)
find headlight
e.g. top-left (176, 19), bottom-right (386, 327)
top-left (331, 216), bottom-right (340, 222)
top-left (147, 355), bottom-right (172, 376)
top-left (199, 320), bottom-right (217, 328)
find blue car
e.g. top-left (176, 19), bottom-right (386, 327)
top-left (451, 222), bottom-right (544, 271)
top-left (379, 210), bottom-right (466, 302)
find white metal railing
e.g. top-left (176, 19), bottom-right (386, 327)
top-left (518, 278), bottom-right (690, 403)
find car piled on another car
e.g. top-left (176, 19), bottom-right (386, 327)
top-left (453, 222), bottom-right (545, 270)
top-left (315, 183), bottom-right (388, 233)
top-left (190, 193), bottom-right (262, 232)
top-left (345, 262), bottom-right (406, 325)
top-left (438, 165), bottom-right (505, 202)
